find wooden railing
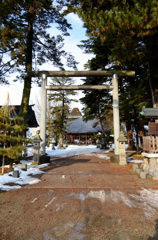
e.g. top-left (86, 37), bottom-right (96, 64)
top-left (143, 136), bottom-right (158, 153)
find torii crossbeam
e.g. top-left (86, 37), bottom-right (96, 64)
top-left (27, 70), bottom-right (135, 161)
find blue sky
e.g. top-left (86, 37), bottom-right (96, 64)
top-left (66, 13), bottom-right (87, 42)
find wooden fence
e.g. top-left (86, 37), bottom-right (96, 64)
top-left (143, 136), bottom-right (158, 153)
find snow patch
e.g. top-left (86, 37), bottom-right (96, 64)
top-left (0, 162), bottom-right (46, 191)
top-left (85, 153), bottom-right (110, 160)
top-left (88, 190), bottom-right (107, 203)
top-left (69, 193), bottom-right (87, 202)
top-left (46, 145), bottom-right (105, 158)
top-left (70, 189), bottom-right (158, 219)
top-left (0, 145), bottom-right (106, 192)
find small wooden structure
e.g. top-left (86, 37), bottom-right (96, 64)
top-left (140, 106), bottom-right (158, 152)
top-left (143, 136), bottom-right (158, 153)
top-left (139, 106), bottom-right (158, 180)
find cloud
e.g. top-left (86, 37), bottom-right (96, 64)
top-left (66, 13), bottom-right (83, 25)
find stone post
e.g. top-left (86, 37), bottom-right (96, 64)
top-left (112, 74), bottom-right (120, 155)
top-left (40, 74), bottom-right (47, 155)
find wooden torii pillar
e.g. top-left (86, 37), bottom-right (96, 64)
top-left (27, 70), bottom-right (135, 156)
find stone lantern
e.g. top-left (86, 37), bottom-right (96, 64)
top-left (117, 131), bottom-right (127, 165)
top-left (101, 134), bottom-right (106, 149)
top-left (32, 130), bottom-right (42, 165)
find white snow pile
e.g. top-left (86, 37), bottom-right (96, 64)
top-left (46, 144), bottom-right (106, 158)
top-left (0, 145), bottom-right (106, 191)
top-left (127, 157), bottom-right (143, 164)
top-left (0, 161), bottom-right (49, 191)
top-left (70, 189), bottom-right (158, 219)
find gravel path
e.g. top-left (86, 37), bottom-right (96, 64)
top-left (0, 154), bottom-right (158, 239)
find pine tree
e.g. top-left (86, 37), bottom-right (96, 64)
top-left (77, 24), bottom-right (152, 150)
top-left (74, 0), bottom-right (158, 106)
top-left (0, 103), bottom-right (29, 174)
top-left (119, 75), bottom-right (152, 151)
top-left (65, 0), bottom-right (154, 149)
top-left (79, 37), bottom-right (114, 134)
top-left (0, 0), bottom-right (77, 122)
top-left (80, 88), bottom-right (112, 134)
top-left (47, 77), bottom-right (77, 147)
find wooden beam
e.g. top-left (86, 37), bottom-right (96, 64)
top-left (27, 70), bottom-right (135, 78)
top-left (45, 85), bottom-right (114, 90)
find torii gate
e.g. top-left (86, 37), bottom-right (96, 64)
top-left (27, 70), bottom-right (135, 158)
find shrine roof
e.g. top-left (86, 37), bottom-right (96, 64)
top-left (66, 117), bottom-right (109, 134)
top-left (0, 104), bottom-right (39, 127)
top-left (140, 106), bottom-right (158, 118)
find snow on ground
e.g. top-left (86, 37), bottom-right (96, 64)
top-left (0, 145), bottom-right (144, 192)
top-left (127, 157), bottom-right (143, 164)
top-left (46, 144), bottom-right (106, 158)
top-left (0, 145), bottom-right (158, 219)
top-left (0, 161), bottom-right (49, 191)
top-left (70, 189), bottom-right (158, 219)
top-left (0, 145), bottom-right (105, 192)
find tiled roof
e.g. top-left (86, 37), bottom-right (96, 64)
top-left (66, 117), bottom-right (109, 133)
top-left (140, 106), bottom-right (158, 117)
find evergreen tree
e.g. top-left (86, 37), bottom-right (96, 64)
top-left (119, 75), bottom-right (152, 151)
top-left (0, 0), bottom-right (77, 122)
top-left (78, 26), bottom-right (152, 149)
top-left (65, 0), bottom-right (154, 149)
top-left (80, 86), bottom-right (112, 134)
top-left (47, 77), bottom-right (77, 147)
top-left (74, 0), bottom-right (158, 107)
top-left (0, 104), bottom-right (29, 174)
top-left (78, 36), bottom-right (113, 133)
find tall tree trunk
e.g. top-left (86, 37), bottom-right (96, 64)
top-left (2, 155), bottom-right (5, 175)
top-left (20, 8), bottom-right (33, 121)
top-left (126, 124), bottom-right (136, 151)
top-left (99, 118), bottom-right (105, 134)
top-left (58, 92), bottom-right (65, 149)
top-left (148, 31), bottom-right (158, 108)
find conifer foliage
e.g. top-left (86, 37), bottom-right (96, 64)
top-left (75, 0), bottom-right (158, 107)
top-left (67, 0), bottom-right (155, 149)
top-left (0, 0), bottom-right (77, 122)
top-left (47, 77), bottom-right (77, 146)
top-left (0, 104), bottom-right (28, 174)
